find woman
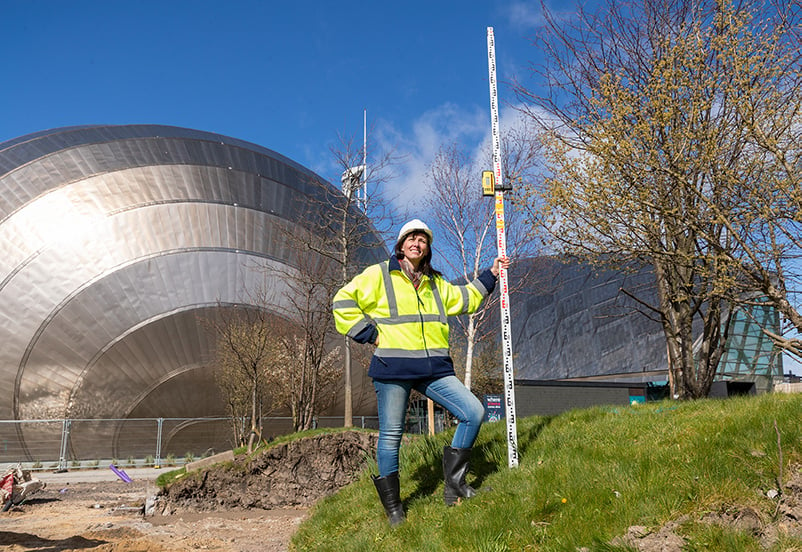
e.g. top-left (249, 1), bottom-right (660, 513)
top-left (332, 219), bottom-right (509, 526)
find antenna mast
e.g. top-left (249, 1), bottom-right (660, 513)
top-left (362, 109), bottom-right (367, 211)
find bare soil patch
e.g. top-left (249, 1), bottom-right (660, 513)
top-left (0, 431), bottom-right (377, 551)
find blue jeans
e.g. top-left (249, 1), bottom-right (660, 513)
top-left (373, 375), bottom-right (485, 477)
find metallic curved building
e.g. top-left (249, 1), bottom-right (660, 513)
top-left (0, 124), bottom-right (384, 462)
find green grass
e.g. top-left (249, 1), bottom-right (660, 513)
top-left (291, 393), bottom-right (802, 551)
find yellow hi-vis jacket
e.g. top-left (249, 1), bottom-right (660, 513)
top-left (332, 256), bottom-right (497, 380)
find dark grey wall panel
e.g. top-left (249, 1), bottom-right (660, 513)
top-left (511, 258), bottom-right (667, 381)
top-left (514, 382), bottom-right (643, 417)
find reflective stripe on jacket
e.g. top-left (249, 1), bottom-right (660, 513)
top-left (332, 256), bottom-right (497, 380)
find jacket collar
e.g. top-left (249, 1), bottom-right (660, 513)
top-left (389, 255), bottom-right (431, 286)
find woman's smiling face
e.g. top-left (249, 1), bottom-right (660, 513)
top-left (400, 231), bottom-right (430, 268)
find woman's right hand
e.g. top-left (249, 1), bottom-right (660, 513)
top-left (491, 256), bottom-right (511, 276)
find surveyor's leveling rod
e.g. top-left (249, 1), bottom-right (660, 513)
top-left (487, 26), bottom-right (519, 469)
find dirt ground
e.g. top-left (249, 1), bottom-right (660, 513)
top-left (0, 431), bottom-right (378, 552)
top-left (7, 432), bottom-right (802, 552)
top-left (1, 479), bottom-right (306, 552)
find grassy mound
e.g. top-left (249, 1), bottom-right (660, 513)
top-left (291, 392), bottom-right (802, 551)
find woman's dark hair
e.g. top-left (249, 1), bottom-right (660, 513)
top-left (395, 231), bottom-right (442, 278)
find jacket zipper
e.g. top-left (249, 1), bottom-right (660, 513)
top-left (414, 282), bottom-right (433, 375)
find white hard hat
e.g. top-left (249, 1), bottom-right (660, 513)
top-left (397, 219), bottom-right (433, 244)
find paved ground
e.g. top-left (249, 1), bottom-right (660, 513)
top-left (32, 465), bottom-right (176, 484)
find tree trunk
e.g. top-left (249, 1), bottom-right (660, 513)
top-left (343, 337), bottom-right (353, 427)
top-left (247, 380), bottom-right (258, 452)
top-left (340, 193), bottom-right (353, 428)
top-left (463, 317), bottom-right (476, 390)
top-left (654, 259), bottom-right (695, 399)
top-left (653, 257), bottom-right (725, 400)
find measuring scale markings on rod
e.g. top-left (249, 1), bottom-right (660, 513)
top-left (487, 26), bottom-right (519, 469)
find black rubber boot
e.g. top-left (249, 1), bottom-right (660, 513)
top-left (372, 472), bottom-right (405, 526)
top-left (443, 446), bottom-right (477, 506)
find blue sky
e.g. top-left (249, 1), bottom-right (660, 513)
top-left (0, 0), bottom-right (559, 209)
top-left (4, 1), bottom-right (798, 374)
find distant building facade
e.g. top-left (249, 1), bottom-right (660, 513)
top-left (509, 257), bottom-right (782, 396)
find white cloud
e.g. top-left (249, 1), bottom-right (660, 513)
top-left (504, 2), bottom-right (546, 31)
top-left (373, 103), bottom-right (487, 213)
top-left (306, 100), bottom-right (551, 251)
top-left (369, 101), bottom-right (550, 217)
top-left (472, 103), bottom-right (535, 159)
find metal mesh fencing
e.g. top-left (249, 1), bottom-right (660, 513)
top-left (0, 416), bottom-right (380, 472)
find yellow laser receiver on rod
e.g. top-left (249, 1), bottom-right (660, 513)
top-left (482, 170), bottom-right (495, 196)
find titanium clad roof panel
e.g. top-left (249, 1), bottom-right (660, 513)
top-left (0, 125), bottom-right (313, 178)
top-left (67, 308), bottom-right (223, 421)
top-left (0, 137), bottom-right (330, 223)
top-left (127, 366), bottom-right (225, 419)
top-left (16, 249), bottom-right (296, 420)
top-left (0, 124), bottom-right (386, 462)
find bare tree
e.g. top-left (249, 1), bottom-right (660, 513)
top-left (278, 129), bottom-right (399, 427)
top-left (210, 302), bottom-right (286, 451)
top-left (214, 249), bottom-right (347, 434)
top-left (513, 0), bottom-right (800, 398)
top-left (450, 339), bottom-right (504, 399)
top-left (424, 121), bottom-right (541, 389)
top-left (214, 361), bottom-right (251, 448)
top-left (268, 334), bottom-right (341, 432)
top-left (264, 240), bottom-right (344, 431)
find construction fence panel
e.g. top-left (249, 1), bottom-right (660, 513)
top-left (0, 416), bottom-right (380, 471)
